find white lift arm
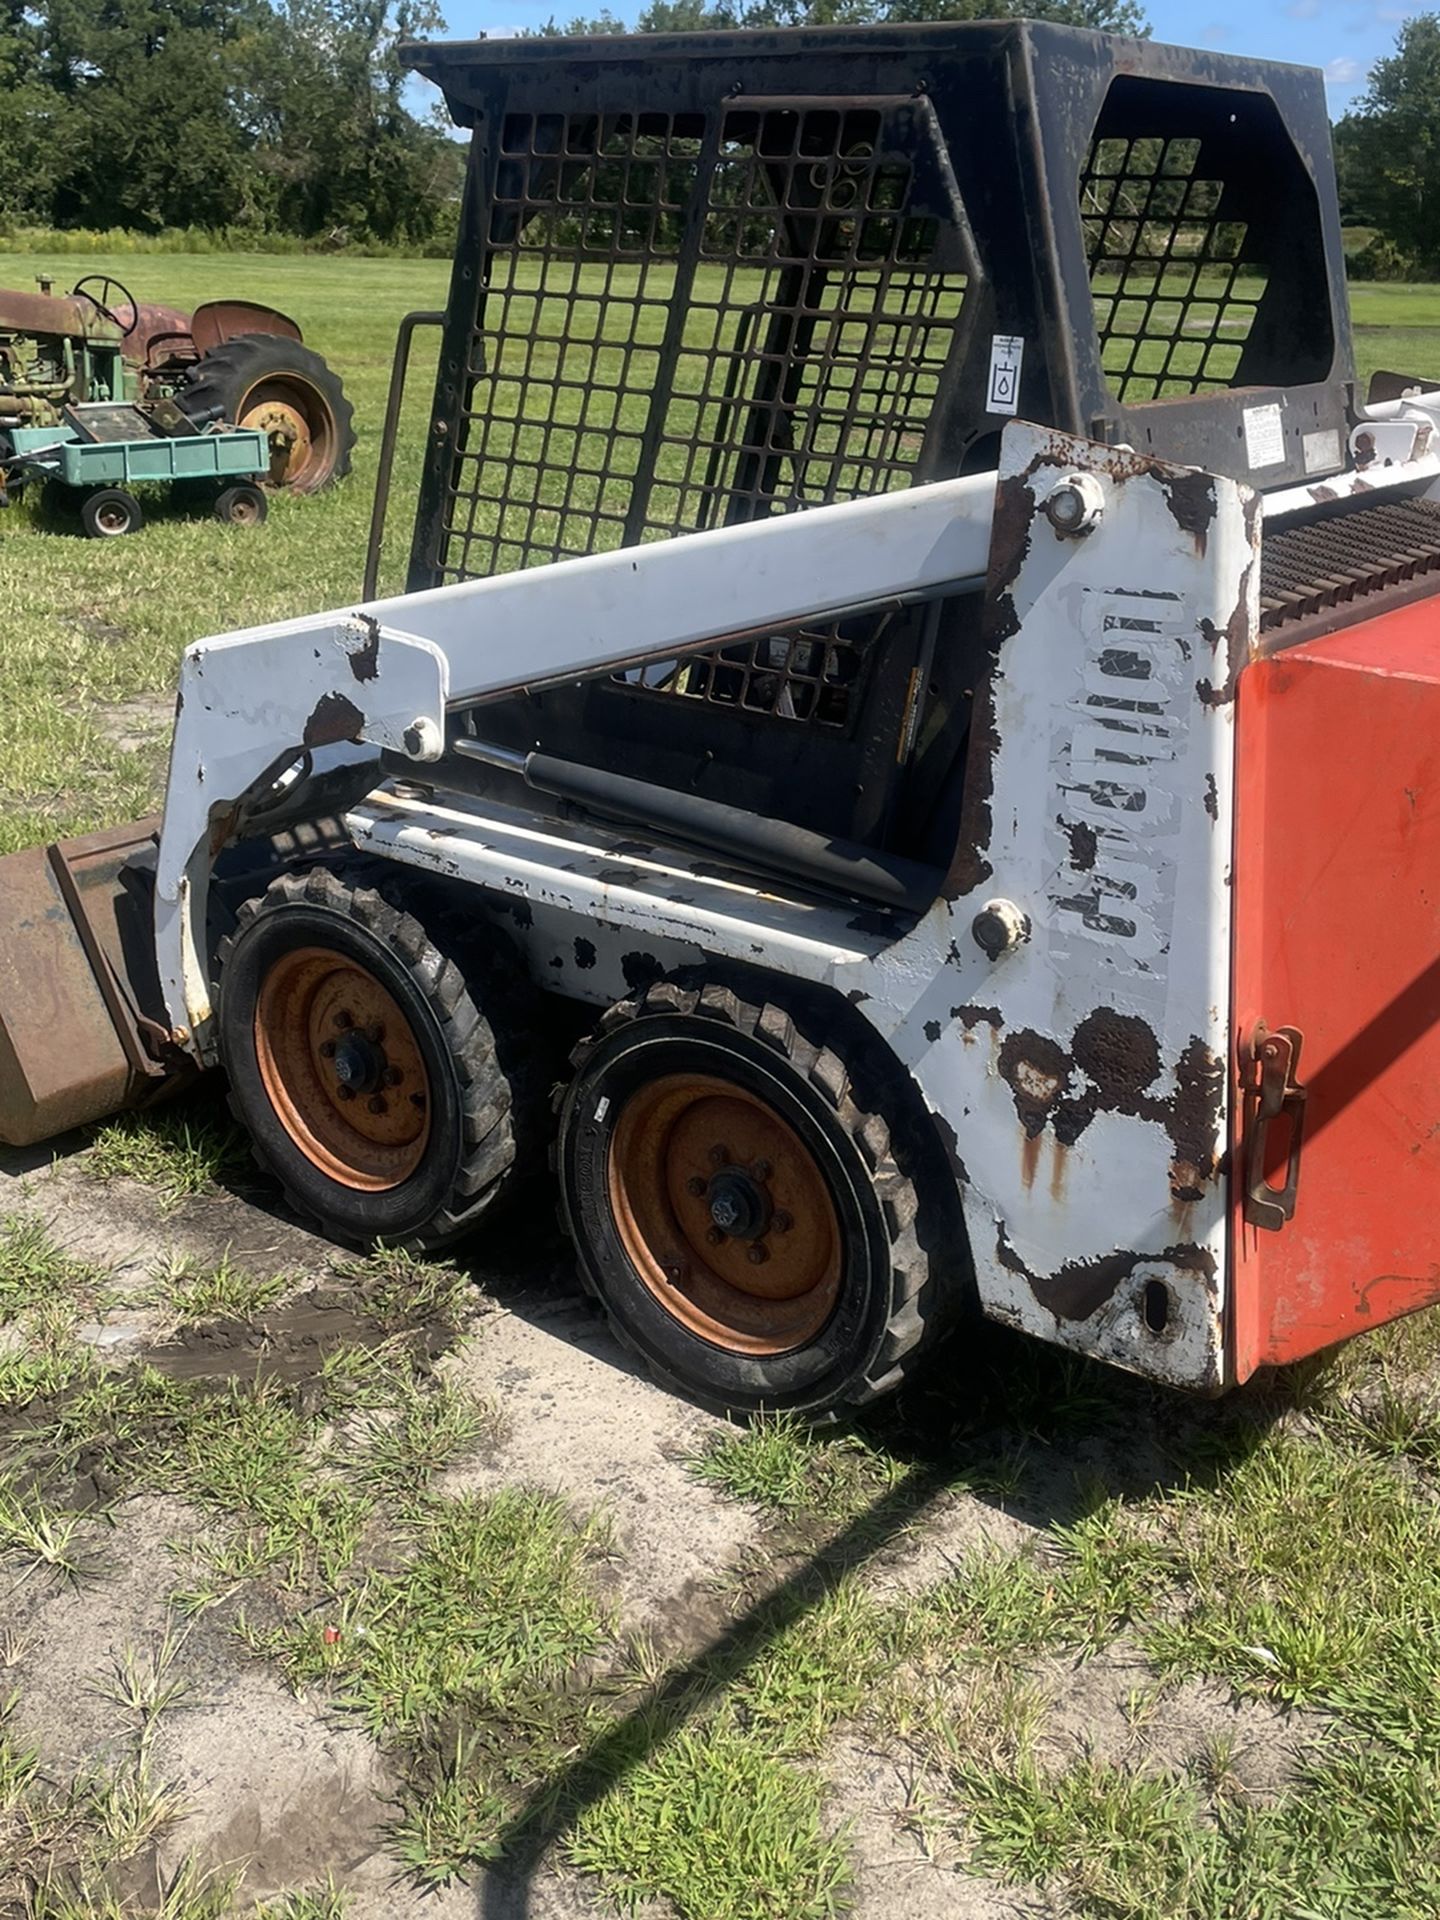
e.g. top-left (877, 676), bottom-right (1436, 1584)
top-left (156, 469), bottom-right (998, 1054)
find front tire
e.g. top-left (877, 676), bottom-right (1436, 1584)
top-left (80, 488), bottom-right (142, 538)
top-left (217, 868), bottom-right (541, 1248)
top-left (557, 979), bottom-right (966, 1418)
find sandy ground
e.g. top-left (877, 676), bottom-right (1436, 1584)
top-left (0, 1139), bottom-right (1318, 1918)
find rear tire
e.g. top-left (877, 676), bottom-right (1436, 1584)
top-left (179, 334), bottom-right (355, 493)
top-left (217, 868), bottom-right (543, 1249)
top-left (556, 978), bottom-right (967, 1418)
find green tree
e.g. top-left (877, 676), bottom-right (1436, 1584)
top-left (1334, 14), bottom-right (1440, 272)
top-left (532, 0), bottom-right (1148, 37)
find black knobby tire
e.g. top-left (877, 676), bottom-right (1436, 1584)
top-left (179, 333), bottom-right (356, 493)
top-left (80, 488), bottom-right (142, 538)
top-left (217, 867), bottom-right (543, 1249)
top-left (556, 978), bottom-right (967, 1418)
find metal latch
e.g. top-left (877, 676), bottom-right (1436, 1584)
top-left (1240, 1023), bottom-right (1307, 1231)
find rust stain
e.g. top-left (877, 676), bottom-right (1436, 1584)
top-left (951, 1004), bottom-right (1002, 1029)
top-left (1168, 1037), bottom-right (1225, 1201)
top-left (303, 690), bottom-right (364, 748)
top-left (997, 1229), bottom-right (1216, 1322)
top-left (1020, 1130), bottom-right (1042, 1190)
top-left (997, 1028), bottom-right (1070, 1136)
top-left (347, 616), bottom-right (381, 683)
top-left (1071, 1008), bottom-right (1161, 1104)
top-left (1161, 471), bottom-right (1217, 553)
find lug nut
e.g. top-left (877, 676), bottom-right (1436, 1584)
top-left (336, 1085), bottom-right (355, 1102)
top-left (320, 1039), bottom-right (337, 1059)
top-left (705, 1226), bottom-right (724, 1246)
top-left (772, 1210), bottom-right (793, 1234)
top-left (747, 1245), bottom-right (769, 1266)
top-left (686, 1175), bottom-right (707, 1197)
top-left (709, 1144), bottom-right (729, 1166)
top-left (366, 1023), bottom-right (385, 1045)
top-left (663, 1262), bottom-right (685, 1284)
top-left (333, 1010), bottom-right (353, 1030)
top-left (368, 1096), bottom-right (387, 1115)
top-left (752, 1159), bottom-right (771, 1180)
top-left (384, 1066), bottom-right (403, 1087)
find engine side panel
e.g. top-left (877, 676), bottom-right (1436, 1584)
top-left (1232, 599), bottom-right (1440, 1375)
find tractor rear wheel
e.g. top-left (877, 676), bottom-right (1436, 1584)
top-left (180, 334), bottom-right (355, 493)
top-left (217, 868), bottom-right (544, 1249)
top-left (556, 978), bottom-right (967, 1418)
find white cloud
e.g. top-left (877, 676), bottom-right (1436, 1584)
top-left (1287, 0), bottom-right (1322, 18)
top-left (1324, 54), bottom-right (1366, 83)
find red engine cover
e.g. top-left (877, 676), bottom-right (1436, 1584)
top-left (1232, 596), bottom-right (1440, 1377)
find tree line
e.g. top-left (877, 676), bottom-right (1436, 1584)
top-left (1, 0), bottom-right (465, 243)
top-left (1335, 14), bottom-right (1440, 278)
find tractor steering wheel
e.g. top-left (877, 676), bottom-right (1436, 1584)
top-left (71, 274), bottom-right (140, 339)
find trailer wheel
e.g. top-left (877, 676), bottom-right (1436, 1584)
top-left (179, 334), bottom-right (355, 493)
top-left (557, 979), bottom-right (965, 1418)
top-left (214, 483), bottom-right (268, 527)
top-left (217, 868), bottom-right (542, 1249)
top-left (80, 488), bottom-right (142, 538)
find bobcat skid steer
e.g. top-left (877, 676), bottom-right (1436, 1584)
top-left (3, 22), bottom-right (1439, 1418)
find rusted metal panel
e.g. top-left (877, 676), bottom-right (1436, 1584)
top-left (869, 424), bottom-right (1259, 1391)
top-left (1232, 598), bottom-right (1440, 1373)
top-left (187, 302), bottom-right (303, 356)
top-left (0, 820), bottom-right (171, 1146)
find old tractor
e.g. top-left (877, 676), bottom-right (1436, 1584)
top-left (0, 274), bottom-right (355, 497)
top-left (0, 23), bottom-right (1436, 1421)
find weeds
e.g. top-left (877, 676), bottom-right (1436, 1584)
top-left (86, 1106), bottom-right (250, 1210)
top-left (151, 1251), bottom-right (290, 1323)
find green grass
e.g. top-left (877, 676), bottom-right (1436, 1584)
top-left (150, 1249), bottom-right (290, 1322)
top-left (0, 1214), bottom-right (108, 1325)
top-left (86, 1103), bottom-right (252, 1210)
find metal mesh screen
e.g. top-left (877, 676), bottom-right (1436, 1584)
top-left (439, 103), bottom-right (968, 585)
top-left (1081, 133), bottom-right (1266, 404)
top-left (616, 606), bottom-right (892, 732)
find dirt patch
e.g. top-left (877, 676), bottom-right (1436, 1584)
top-left (825, 1736), bottom-right (1057, 1919)
top-left (90, 692), bottom-right (172, 756)
top-left (1032, 1643), bottom-right (1323, 1796)
top-left (436, 1302), bottom-right (759, 1654)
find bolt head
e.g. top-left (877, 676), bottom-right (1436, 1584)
top-left (384, 1066), bottom-right (403, 1088)
top-left (747, 1245), bottom-right (769, 1266)
top-left (1043, 471), bottom-right (1105, 538)
top-left (366, 1023), bottom-right (385, 1045)
top-left (367, 1095), bottom-right (387, 1115)
top-left (686, 1175), bottom-right (707, 1198)
top-left (336, 1085), bottom-right (355, 1102)
top-left (709, 1144), bottom-right (729, 1166)
top-left (752, 1159), bottom-right (771, 1181)
top-left (971, 897), bottom-right (1030, 961)
top-left (320, 1039), bottom-right (337, 1059)
top-left (772, 1210), bottom-right (793, 1234)
top-left (333, 1010), bottom-right (353, 1031)
top-left (705, 1226), bottom-right (724, 1246)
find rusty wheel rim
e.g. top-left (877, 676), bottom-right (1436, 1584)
top-left (608, 1072), bottom-right (841, 1355)
top-left (255, 946), bottom-right (431, 1190)
top-left (238, 378), bottom-right (335, 490)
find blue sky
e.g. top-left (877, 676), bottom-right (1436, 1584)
top-left (418, 0), bottom-right (1417, 119)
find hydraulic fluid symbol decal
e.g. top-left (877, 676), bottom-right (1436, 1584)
top-left (987, 334), bottom-right (1025, 416)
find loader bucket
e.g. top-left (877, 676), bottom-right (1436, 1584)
top-left (0, 819), bottom-right (188, 1147)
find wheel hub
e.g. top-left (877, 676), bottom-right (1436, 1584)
top-left (705, 1167), bottom-right (772, 1241)
top-left (254, 947), bottom-right (431, 1190)
top-left (607, 1073), bottom-right (841, 1356)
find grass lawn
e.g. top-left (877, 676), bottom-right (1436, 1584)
top-left (1, 253), bottom-right (1440, 1918)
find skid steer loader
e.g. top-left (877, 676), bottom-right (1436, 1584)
top-left (3, 21), bottom-right (1438, 1417)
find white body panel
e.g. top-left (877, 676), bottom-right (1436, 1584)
top-left (154, 412), bottom-right (1440, 1389)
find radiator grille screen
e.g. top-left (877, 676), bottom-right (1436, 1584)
top-left (439, 102), bottom-right (969, 584)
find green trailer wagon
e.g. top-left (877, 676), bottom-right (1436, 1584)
top-left (3, 400), bottom-right (271, 537)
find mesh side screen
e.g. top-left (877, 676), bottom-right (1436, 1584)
top-left (439, 104), bottom-right (968, 586)
top-left (1081, 132), bottom-right (1267, 404)
top-left (615, 606), bottom-right (891, 733)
